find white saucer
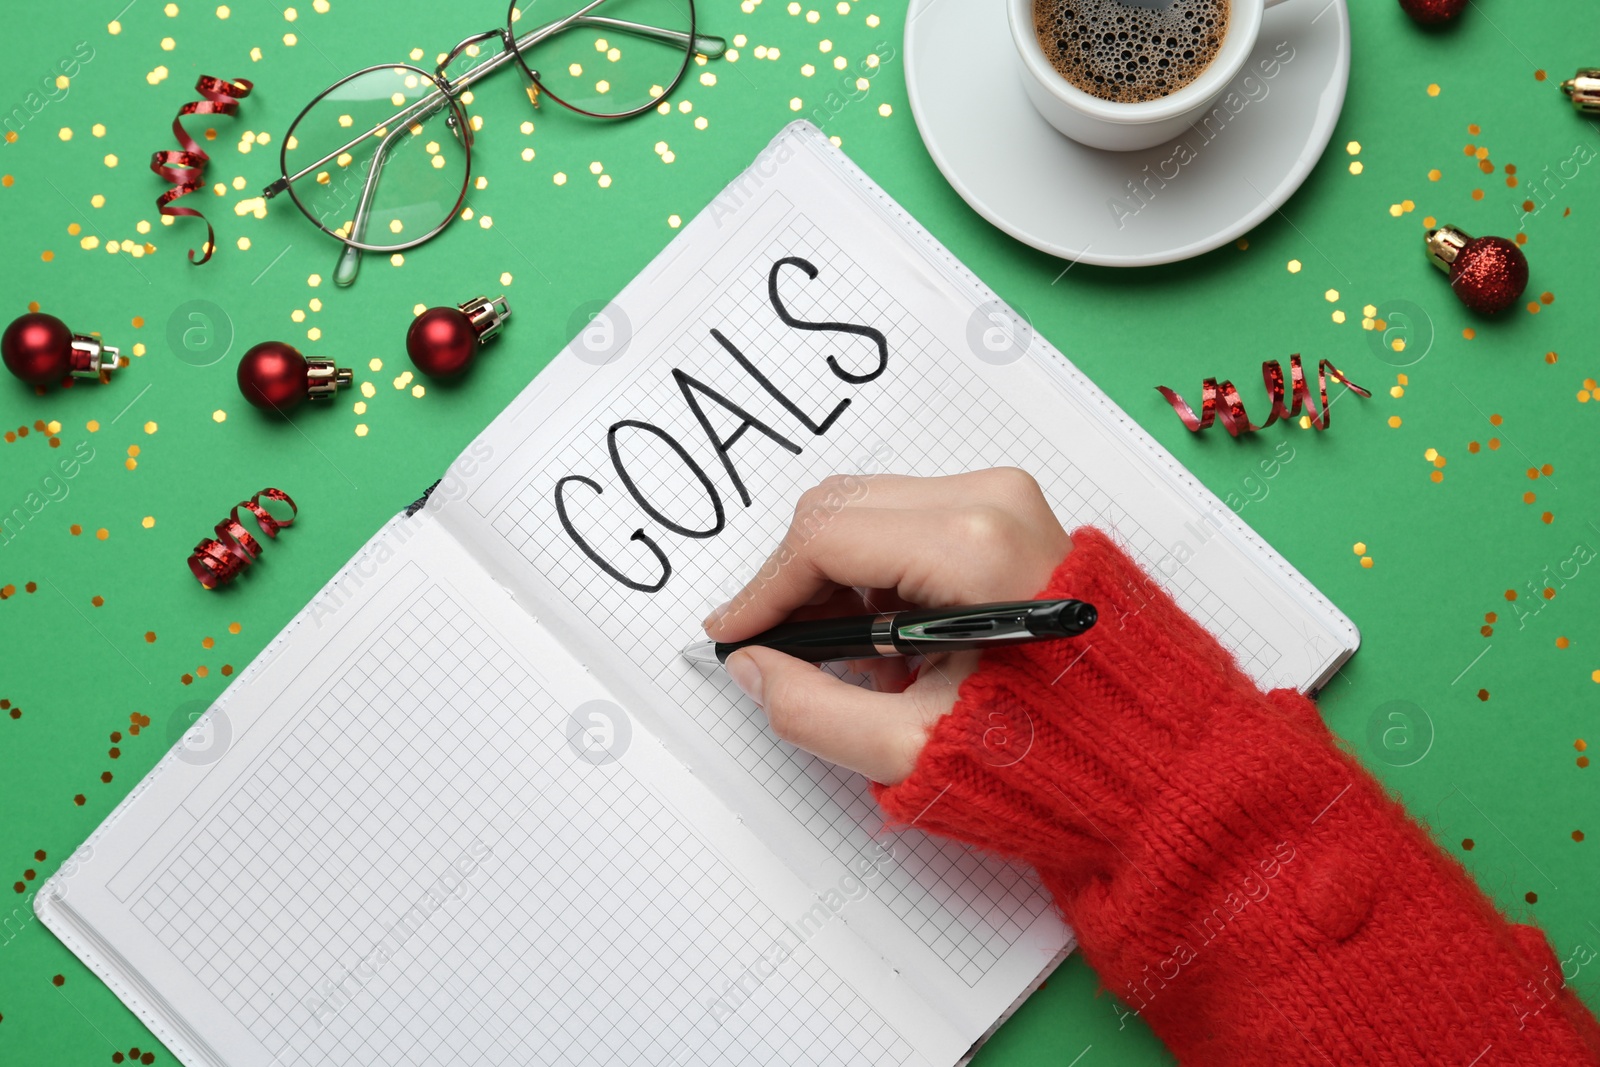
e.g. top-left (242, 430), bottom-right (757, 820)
top-left (903, 0), bottom-right (1351, 266)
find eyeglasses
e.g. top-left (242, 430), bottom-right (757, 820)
top-left (261, 0), bottom-right (726, 287)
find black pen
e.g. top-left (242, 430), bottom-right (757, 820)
top-left (681, 599), bottom-right (1097, 665)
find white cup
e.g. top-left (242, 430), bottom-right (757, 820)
top-left (1010, 0), bottom-right (1290, 151)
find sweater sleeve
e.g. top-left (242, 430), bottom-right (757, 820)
top-left (874, 527), bottom-right (1600, 1066)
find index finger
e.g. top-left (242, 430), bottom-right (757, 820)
top-left (704, 506), bottom-right (954, 641)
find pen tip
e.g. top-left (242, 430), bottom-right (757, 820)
top-left (681, 641), bottom-right (721, 665)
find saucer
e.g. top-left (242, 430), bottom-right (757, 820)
top-left (902, 0), bottom-right (1351, 266)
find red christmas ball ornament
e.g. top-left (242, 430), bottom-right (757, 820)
top-left (1398, 0), bottom-right (1466, 25)
top-left (406, 295), bottom-right (512, 378)
top-left (2, 312), bottom-right (121, 387)
top-left (1425, 226), bottom-right (1529, 315)
top-left (236, 341), bottom-right (353, 412)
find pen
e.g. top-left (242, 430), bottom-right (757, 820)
top-left (680, 598), bottom-right (1097, 665)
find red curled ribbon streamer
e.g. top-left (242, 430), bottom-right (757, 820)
top-left (150, 74), bottom-right (253, 266)
top-left (1156, 354), bottom-right (1371, 436)
top-left (188, 488), bottom-right (297, 589)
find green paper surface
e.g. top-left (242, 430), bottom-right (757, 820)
top-left (1, 0), bottom-right (1597, 1063)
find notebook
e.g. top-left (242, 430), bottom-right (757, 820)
top-left (38, 120), bottom-right (1359, 1067)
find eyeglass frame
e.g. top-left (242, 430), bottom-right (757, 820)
top-left (261, 0), bottom-right (727, 283)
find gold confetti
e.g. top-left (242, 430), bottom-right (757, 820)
top-left (1287, 259), bottom-right (1301, 273)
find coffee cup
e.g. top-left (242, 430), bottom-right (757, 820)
top-left (1010, 0), bottom-right (1290, 151)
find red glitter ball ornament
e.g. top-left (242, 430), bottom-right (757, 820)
top-left (405, 295), bottom-right (512, 378)
top-left (1398, 0), bottom-right (1466, 24)
top-left (236, 341), bottom-right (352, 412)
top-left (2, 312), bottom-right (121, 387)
top-left (1426, 226), bottom-right (1529, 315)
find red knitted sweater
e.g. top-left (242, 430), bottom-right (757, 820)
top-left (874, 527), bottom-right (1600, 1066)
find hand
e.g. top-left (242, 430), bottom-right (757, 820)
top-left (703, 468), bottom-right (1073, 785)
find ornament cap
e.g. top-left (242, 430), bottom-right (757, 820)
top-left (1562, 69), bottom-right (1600, 113)
top-left (460, 295), bottom-right (512, 344)
top-left (304, 357), bottom-right (354, 400)
top-left (1425, 225), bottom-right (1471, 272)
top-left (69, 335), bottom-right (122, 379)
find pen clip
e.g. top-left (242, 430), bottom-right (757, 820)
top-left (894, 604), bottom-right (1035, 644)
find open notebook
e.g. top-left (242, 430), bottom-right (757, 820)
top-left (39, 121), bottom-right (1358, 1067)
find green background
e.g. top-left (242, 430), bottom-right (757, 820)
top-left (2, 0), bottom-right (1597, 1063)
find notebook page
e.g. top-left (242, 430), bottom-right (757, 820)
top-left (36, 512), bottom-right (963, 1067)
top-left (435, 123), bottom-right (1355, 1039)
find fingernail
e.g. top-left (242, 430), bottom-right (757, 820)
top-left (702, 601), bottom-right (731, 632)
top-left (725, 650), bottom-right (764, 705)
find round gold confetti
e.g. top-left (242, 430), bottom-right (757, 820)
top-left (212, 409), bottom-right (227, 423)
top-left (1286, 259), bottom-right (1301, 273)
top-left (355, 424), bottom-right (369, 437)
top-left (1348, 161), bottom-right (1363, 175)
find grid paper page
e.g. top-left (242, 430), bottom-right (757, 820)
top-left (478, 213), bottom-right (1277, 987)
top-left (125, 580), bottom-right (911, 1067)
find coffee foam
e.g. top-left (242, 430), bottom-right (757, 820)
top-left (1033, 0), bottom-right (1229, 104)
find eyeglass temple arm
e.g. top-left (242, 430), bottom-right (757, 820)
top-left (332, 121), bottom-right (415, 287)
top-left (575, 16), bottom-right (726, 57)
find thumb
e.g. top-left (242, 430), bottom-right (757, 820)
top-left (727, 646), bottom-right (925, 785)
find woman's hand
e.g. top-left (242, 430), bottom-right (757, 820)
top-left (703, 468), bottom-right (1072, 785)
